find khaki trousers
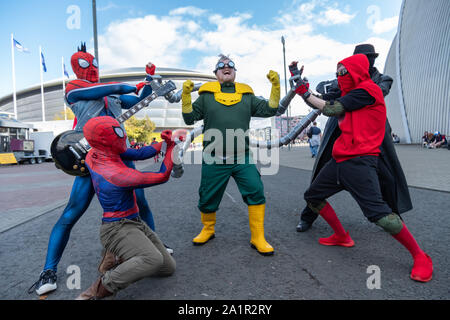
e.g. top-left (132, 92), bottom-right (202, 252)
top-left (99, 218), bottom-right (175, 293)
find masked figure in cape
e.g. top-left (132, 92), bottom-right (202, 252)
top-left (29, 43), bottom-right (167, 296)
top-left (296, 44), bottom-right (412, 233)
top-left (181, 54), bottom-right (280, 255)
top-left (292, 53), bottom-right (433, 282)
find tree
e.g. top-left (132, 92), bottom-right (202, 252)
top-left (124, 116), bottom-right (156, 144)
top-left (53, 107), bottom-right (75, 120)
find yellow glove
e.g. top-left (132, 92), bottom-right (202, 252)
top-left (182, 80), bottom-right (194, 113)
top-left (267, 70), bottom-right (280, 108)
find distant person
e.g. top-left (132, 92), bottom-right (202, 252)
top-left (421, 131), bottom-right (430, 147)
top-left (428, 132), bottom-right (447, 149)
top-left (151, 138), bottom-right (160, 162)
top-left (392, 133), bottom-right (400, 144)
top-left (307, 122), bottom-right (321, 158)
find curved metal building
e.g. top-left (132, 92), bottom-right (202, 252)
top-left (383, 0), bottom-right (450, 143)
top-left (0, 67), bottom-right (215, 130)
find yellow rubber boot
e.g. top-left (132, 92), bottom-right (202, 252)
top-left (248, 204), bottom-right (274, 256)
top-left (192, 212), bottom-right (216, 245)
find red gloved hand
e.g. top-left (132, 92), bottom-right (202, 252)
top-left (294, 80), bottom-right (310, 95)
top-left (146, 63), bottom-right (156, 76)
top-left (136, 82), bottom-right (146, 94)
top-left (173, 129), bottom-right (187, 143)
top-left (289, 61), bottom-right (298, 76)
top-left (161, 130), bottom-right (174, 147)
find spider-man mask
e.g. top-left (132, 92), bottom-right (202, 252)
top-left (83, 117), bottom-right (127, 155)
top-left (71, 42), bottom-right (99, 83)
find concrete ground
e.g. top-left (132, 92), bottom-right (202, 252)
top-left (0, 144), bottom-right (449, 300)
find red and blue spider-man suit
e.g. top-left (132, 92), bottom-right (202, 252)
top-left (75, 117), bottom-right (176, 299)
top-left (30, 43), bottom-right (159, 296)
top-left (83, 116), bottom-right (175, 222)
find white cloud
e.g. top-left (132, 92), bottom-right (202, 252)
top-left (316, 8), bottom-right (356, 26)
top-left (97, 3), bottom-right (395, 117)
top-left (98, 2), bottom-right (119, 12)
top-left (370, 16), bottom-right (399, 34)
top-left (169, 6), bottom-right (207, 17)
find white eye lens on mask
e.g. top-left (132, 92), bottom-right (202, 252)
top-left (78, 58), bottom-right (90, 69)
top-left (113, 126), bottom-right (125, 138)
top-left (92, 58), bottom-right (98, 68)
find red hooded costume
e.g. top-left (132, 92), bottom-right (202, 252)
top-left (332, 54), bottom-right (386, 163)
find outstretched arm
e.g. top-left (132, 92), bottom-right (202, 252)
top-left (111, 132), bottom-right (175, 189)
top-left (119, 75), bottom-right (153, 109)
top-left (120, 62), bottom-right (156, 109)
top-left (65, 80), bottom-right (138, 104)
top-left (120, 142), bottom-right (164, 161)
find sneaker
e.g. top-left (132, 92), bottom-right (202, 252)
top-left (319, 232), bottom-right (355, 247)
top-left (28, 270), bottom-right (57, 295)
top-left (164, 243), bottom-right (174, 255)
top-left (411, 253), bottom-right (433, 282)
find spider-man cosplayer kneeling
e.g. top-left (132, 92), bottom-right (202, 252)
top-left (77, 117), bottom-right (176, 300)
top-left (29, 43), bottom-right (163, 296)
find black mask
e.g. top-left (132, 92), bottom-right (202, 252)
top-left (367, 55), bottom-right (376, 69)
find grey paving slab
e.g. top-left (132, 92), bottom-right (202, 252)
top-left (274, 144), bottom-right (450, 192)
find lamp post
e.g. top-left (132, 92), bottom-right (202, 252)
top-left (281, 36), bottom-right (291, 150)
top-left (92, 0), bottom-right (99, 74)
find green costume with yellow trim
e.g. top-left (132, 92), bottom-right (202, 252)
top-left (182, 73), bottom-right (280, 255)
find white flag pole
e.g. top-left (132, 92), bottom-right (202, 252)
top-left (10, 34), bottom-right (18, 120)
top-left (39, 46), bottom-right (46, 122)
top-left (62, 56), bottom-right (67, 120)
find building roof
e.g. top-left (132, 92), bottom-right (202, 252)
top-left (0, 67), bottom-right (214, 105)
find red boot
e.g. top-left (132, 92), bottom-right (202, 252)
top-left (319, 231), bottom-right (355, 247)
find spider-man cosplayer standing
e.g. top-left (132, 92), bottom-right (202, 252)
top-left (29, 43), bottom-right (162, 296)
top-left (76, 117), bottom-right (176, 300)
top-left (295, 54), bottom-right (433, 282)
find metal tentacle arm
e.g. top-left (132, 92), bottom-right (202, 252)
top-left (171, 126), bottom-right (203, 178)
top-left (165, 83), bottom-right (203, 103)
top-left (276, 71), bottom-right (304, 116)
top-left (250, 109), bottom-right (321, 149)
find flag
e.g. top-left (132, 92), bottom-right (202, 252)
top-left (41, 52), bottom-right (47, 72)
top-left (63, 63), bottom-right (69, 78)
top-left (13, 38), bottom-right (30, 53)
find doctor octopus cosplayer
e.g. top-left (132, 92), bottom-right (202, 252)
top-left (29, 43), bottom-right (168, 296)
top-left (181, 54), bottom-right (280, 256)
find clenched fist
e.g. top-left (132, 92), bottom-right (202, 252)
top-left (182, 80), bottom-right (194, 95)
top-left (266, 70), bottom-right (280, 86)
top-left (146, 62), bottom-right (156, 75)
top-left (161, 130), bottom-right (175, 147)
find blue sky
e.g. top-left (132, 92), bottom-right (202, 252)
top-left (0, 0), bottom-right (402, 115)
